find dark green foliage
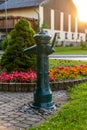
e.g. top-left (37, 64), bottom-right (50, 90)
top-left (1, 18), bottom-right (36, 72)
top-left (80, 40), bottom-right (87, 49)
top-left (1, 37), bottom-right (8, 50)
top-left (1, 35), bottom-right (11, 50)
top-left (34, 20), bottom-right (40, 33)
top-left (0, 40), bottom-right (2, 50)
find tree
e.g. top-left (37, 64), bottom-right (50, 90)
top-left (1, 18), bottom-right (36, 72)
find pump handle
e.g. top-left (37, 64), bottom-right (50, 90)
top-left (51, 33), bottom-right (57, 47)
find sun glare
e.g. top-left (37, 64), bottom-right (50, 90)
top-left (73, 0), bottom-right (87, 22)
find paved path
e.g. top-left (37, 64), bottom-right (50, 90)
top-left (1, 50), bottom-right (87, 61)
top-left (49, 54), bottom-right (87, 61)
top-left (0, 91), bottom-right (68, 130)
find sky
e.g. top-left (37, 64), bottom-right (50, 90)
top-left (73, 0), bottom-right (87, 22)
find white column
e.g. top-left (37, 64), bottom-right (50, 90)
top-left (68, 14), bottom-right (71, 32)
top-left (51, 9), bottom-right (54, 32)
top-left (75, 17), bottom-right (78, 33)
top-left (60, 12), bottom-right (64, 31)
top-left (39, 6), bottom-right (44, 28)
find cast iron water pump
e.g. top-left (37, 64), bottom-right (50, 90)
top-left (23, 31), bottom-right (56, 109)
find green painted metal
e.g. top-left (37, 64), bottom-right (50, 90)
top-left (23, 30), bottom-right (55, 109)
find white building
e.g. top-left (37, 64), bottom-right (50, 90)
top-left (0, 0), bottom-right (86, 45)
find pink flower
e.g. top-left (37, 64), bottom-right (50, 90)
top-left (0, 71), bottom-right (37, 83)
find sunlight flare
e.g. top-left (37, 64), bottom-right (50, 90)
top-left (73, 0), bottom-right (87, 22)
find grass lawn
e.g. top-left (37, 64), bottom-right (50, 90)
top-left (49, 59), bottom-right (87, 69)
top-left (54, 46), bottom-right (87, 54)
top-left (29, 82), bottom-right (87, 130)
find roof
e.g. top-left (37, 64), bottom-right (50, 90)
top-left (0, 0), bottom-right (5, 4)
top-left (0, 0), bottom-right (46, 11)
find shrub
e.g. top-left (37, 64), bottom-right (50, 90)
top-left (1, 18), bottom-right (36, 72)
top-left (80, 40), bottom-right (87, 49)
top-left (1, 35), bottom-right (11, 50)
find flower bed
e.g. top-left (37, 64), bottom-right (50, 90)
top-left (0, 64), bottom-right (87, 83)
top-left (0, 71), bottom-right (37, 83)
top-left (0, 64), bottom-right (87, 92)
top-left (50, 64), bottom-right (87, 81)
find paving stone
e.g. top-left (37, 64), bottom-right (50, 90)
top-left (15, 122), bottom-right (29, 128)
top-left (0, 115), bottom-right (8, 120)
top-left (9, 120), bottom-right (20, 124)
top-left (7, 126), bottom-right (21, 130)
top-left (5, 111), bottom-right (16, 116)
top-left (0, 90), bottom-right (68, 129)
top-left (19, 115), bottom-right (30, 118)
top-left (15, 117), bottom-right (26, 121)
top-left (0, 126), bottom-right (9, 130)
top-left (2, 117), bottom-right (14, 122)
top-left (27, 114), bottom-right (43, 119)
top-left (23, 120), bottom-right (39, 125)
top-left (8, 114), bottom-right (20, 118)
top-left (26, 117), bottom-right (41, 122)
top-left (2, 123), bottom-right (12, 127)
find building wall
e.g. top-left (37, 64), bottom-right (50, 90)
top-left (0, 7), bottom-right (39, 37)
top-left (39, 0), bottom-right (86, 43)
top-left (0, 7), bottom-right (39, 19)
top-left (42, 8), bottom-right (86, 43)
top-left (0, 0), bottom-right (86, 43)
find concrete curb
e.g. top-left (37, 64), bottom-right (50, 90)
top-left (0, 78), bottom-right (87, 92)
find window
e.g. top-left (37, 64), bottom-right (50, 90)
top-left (77, 33), bottom-right (80, 39)
top-left (57, 32), bottom-right (60, 39)
top-left (72, 33), bottom-right (74, 39)
top-left (1, 35), bottom-right (6, 39)
top-left (65, 33), bottom-right (68, 39)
